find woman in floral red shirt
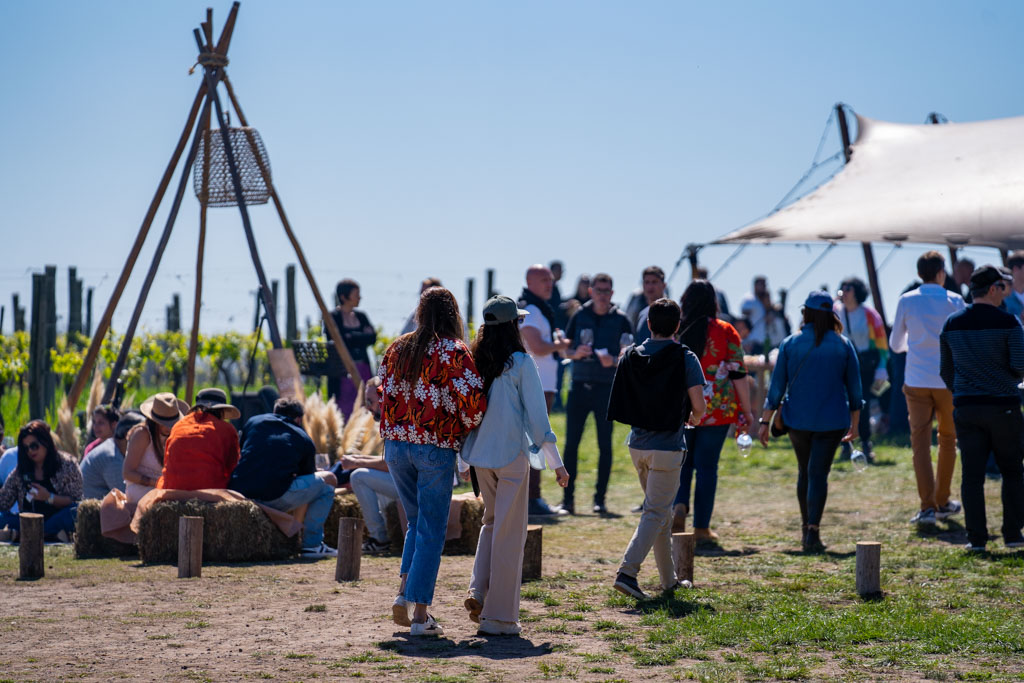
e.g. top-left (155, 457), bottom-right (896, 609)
top-left (378, 286), bottom-right (486, 637)
top-left (674, 281), bottom-right (755, 543)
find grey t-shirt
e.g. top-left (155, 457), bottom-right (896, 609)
top-left (627, 339), bottom-right (708, 452)
top-left (79, 438), bottom-right (126, 499)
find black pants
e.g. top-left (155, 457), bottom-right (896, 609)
top-left (953, 403), bottom-right (1024, 547)
top-left (857, 350), bottom-right (879, 452)
top-left (563, 381), bottom-right (614, 506)
top-left (788, 428), bottom-right (845, 526)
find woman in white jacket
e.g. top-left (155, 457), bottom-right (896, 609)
top-left (460, 296), bottom-right (569, 636)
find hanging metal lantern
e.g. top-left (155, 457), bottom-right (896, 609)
top-left (193, 127), bottom-right (272, 207)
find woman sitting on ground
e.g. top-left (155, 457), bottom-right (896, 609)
top-left (124, 394), bottom-right (188, 504)
top-left (0, 420), bottom-right (83, 541)
top-left (83, 404), bottom-right (120, 458)
top-left (758, 291), bottom-right (862, 553)
top-left (461, 296), bottom-right (569, 636)
top-left (158, 389), bottom-right (240, 491)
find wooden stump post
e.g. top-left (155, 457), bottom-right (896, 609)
top-left (177, 516), bottom-right (203, 578)
top-left (672, 532), bottom-right (695, 584)
top-left (522, 524), bottom-right (543, 581)
top-left (18, 513), bottom-right (45, 579)
top-left (335, 518), bottom-right (364, 582)
top-left (856, 541), bottom-right (881, 596)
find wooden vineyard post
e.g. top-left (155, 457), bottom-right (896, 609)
top-left (18, 513), bottom-right (44, 579)
top-left (856, 542), bottom-right (881, 597)
top-left (335, 518), bottom-right (364, 582)
top-left (178, 516), bottom-right (204, 578)
top-left (672, 532), bottom-right (695, 585)
top-left (522, 524), bottom-right (543, 581)
top-left (285, 264), bottom-right (297, 343)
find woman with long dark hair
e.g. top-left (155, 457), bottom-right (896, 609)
top-left (673, 280), bottom-right (755, 543)
top-left (0, 420), bottom-right (82, 540)
top-left (758, 291), bottom-right (862, 552)
top-left (379, 286), bottom-right (487, 637)
top-left (460, 296), bottom-right (568, 636)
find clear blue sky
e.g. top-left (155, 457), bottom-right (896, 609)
top-left (2, 1), bottom-right (1022, 336)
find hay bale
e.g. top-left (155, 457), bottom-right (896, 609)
top-left (136, 499), bottom-right (299, 564)
top-left (322, 492), bottom-right (365, 549)
top-left (74, 499), bottom-right (137, 558)
top-left (384, 496), bottom-right (484, 556)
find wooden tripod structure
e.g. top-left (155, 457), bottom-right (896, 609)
top-left (65, 2), bottom-right (360, 412)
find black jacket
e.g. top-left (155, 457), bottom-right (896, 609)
top-left (607, 342), bottom-right (695, 431)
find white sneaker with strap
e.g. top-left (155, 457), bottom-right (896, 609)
top-left (410, 615), bottom-right (443, 637)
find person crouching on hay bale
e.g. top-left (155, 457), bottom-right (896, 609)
top-left (0, 420), bottom-right (83, 542)
top-left (229, 398), bottom-right (339, 558)
top-left (459, 295), bottom-right (569, 636)
top-left (157, 388), bottom-right (240, 492)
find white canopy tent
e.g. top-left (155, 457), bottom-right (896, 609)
top-left (716, 112), bottom-right (1024, 250)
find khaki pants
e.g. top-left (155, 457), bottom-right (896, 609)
top-left (903, 385), bottom-right (957, 510)
top-left (469, 453), bottom-right (530, 623)
top-left (619, 448), bottom-right (684, 589)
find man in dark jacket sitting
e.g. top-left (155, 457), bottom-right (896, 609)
top-left (229, 398), bottom-right (338, 558)
top-left (607, 298), bottom-right (707, 599)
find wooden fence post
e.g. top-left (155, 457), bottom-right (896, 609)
top-left (522, 524), bottom-right (543, 581)
top-left (68, 266), bottom-right (83, 338)
top-left (285, 264), bottom-right (297, 343)
top-left (13, 293), bottom-right (26, 332)
top-left (486, 269), bottom-right (496, 299)
top-left (672, 532), bottom-right (695, 585)
top-left (856, 541), bottom-right (881, 597)
top-left (18, 513), bottom-right (45, 579)
top-left (84, 288), bottom-right (93, 337)
top-left (178, 516), bottom-right (204, 578)
top-left (335, 518), bottom-right (364, 581)
top-left (466, 278), bottom-right (475, 327)
top-left (166, 294), bottom-right (181, 332)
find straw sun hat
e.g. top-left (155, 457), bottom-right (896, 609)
top-left (139, 392), bottom-right (190, 429)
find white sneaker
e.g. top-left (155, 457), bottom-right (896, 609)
top-left (935, 500), bottom-right (962, 520)
top-left (301, 542), bottom-right (338, 558)
top-left (478, 618), bottom-right (521, 636)
top-left (964, 543), bottom-right (986, 553)
top-left (410, 615), bottom-right (443, 637)
top-left (392, 595), bottom-right (411, 627)
top-left (910, 508), bottom-right (936, 525)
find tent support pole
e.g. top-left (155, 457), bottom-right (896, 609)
top-left (948, 246), bottom-right (959, 266)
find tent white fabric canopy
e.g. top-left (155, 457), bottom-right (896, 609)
top-left (716, 113), bottom-right (1024, 250)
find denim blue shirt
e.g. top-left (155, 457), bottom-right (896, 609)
top-left (461, 352), bottom-right (557, 470)
top-left (765, 325), bottom-right (863, 433)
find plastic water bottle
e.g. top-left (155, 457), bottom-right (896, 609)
top-left (736, 432), bottom-right (753, 458)
top-left (851, 449), bottom-right (868, 472)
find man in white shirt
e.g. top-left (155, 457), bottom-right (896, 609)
top-left (519, 264), bottom-right (572, 516)
top-left (889, 251), bottom-right (966, 526)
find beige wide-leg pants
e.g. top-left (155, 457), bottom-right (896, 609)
top-left (619, 448), bottom-right (684, 589)
top-left (469, 453), bottom-right (530, 623)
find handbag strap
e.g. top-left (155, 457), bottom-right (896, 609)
top-left (780, 344), bottom-right (813, 405)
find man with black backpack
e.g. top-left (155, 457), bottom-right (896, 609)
top-left (607, 298), bottom-right (707, 599)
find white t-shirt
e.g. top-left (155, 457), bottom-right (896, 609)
top-left (521, 304), bottom-right (557, 392)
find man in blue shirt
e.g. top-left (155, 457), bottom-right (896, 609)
top-left (229, 398), bottom-right (338, 558)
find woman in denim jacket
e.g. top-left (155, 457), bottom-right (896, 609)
top-left (757, 291), bottom-right (862, 553)
top-left (460, 296), bottom-right (569, 636)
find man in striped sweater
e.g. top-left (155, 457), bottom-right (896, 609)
top-left (939, 265), bottom-right (1024, 551)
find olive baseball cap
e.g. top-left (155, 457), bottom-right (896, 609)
top-left (482, 295), bottom-right (529, 326)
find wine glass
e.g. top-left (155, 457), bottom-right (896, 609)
top-left (619, 332), bottom-right (634, 348)
top-left (579, 329), bottom-right (594, 347)
top-left (315, 453), bottom-right (331, 471)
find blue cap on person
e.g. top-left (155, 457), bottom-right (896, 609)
top-left (803, 290), bottom-right (833, 311)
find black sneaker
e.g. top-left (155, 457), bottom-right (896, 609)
top-left (362, 537), bottom-right (390, 555)
top-left (593, 502), bottom-right (608, 515)
top-left (613, 572), bottom-right (649, 600)
top-left (560, 499), bottom-right (575, 516)
top-left (630, 502), bottom-right (644, 514)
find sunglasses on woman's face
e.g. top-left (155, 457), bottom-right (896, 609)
top-left (24, 440), bottom-right (42, 452)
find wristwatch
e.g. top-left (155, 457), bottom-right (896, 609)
top-left (47, 492), bottom-right (54, 504)
top-left (758, 419), bottom-right (771, 425)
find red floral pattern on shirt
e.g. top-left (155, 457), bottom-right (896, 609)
top-left (378, 337), bottom-right (487, 450)
top-left (698, 319), bottom-right (747, 426)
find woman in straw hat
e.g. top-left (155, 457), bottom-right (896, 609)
top-left (123, 392), bottom-right (189, 504)
top-left (158, 388), bottom-right (240, 491)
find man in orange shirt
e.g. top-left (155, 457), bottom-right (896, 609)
top-left (158, 389), bottom-right (240, 491)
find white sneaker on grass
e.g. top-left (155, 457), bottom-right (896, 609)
top-left (478, 618), bottom-right (521, 636)
top-left (935, 500), bottom-right (962, 520)
top-left (910, 508), bottom-right (936, 525)
top-left (301, 542), bottom-right (338, 558)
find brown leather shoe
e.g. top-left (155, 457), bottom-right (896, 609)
top-left (672, 504), bottom-right (688, 533)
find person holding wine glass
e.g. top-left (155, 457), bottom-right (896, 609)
top-left (561, 273), bottom-right (634, 515)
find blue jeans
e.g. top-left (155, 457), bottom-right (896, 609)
top-left (385, 440), bottom-right (456, 606)
top-left (675, 425), bottom-right (731, 528)
top-left (261, 474), bottom-right (335, 548)
top-left (788, 429), bottom-right (845, 526)
top-left (2, 504), bottom-right (79, 537)
top-left (350, 467), bottom-right (399, 542)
